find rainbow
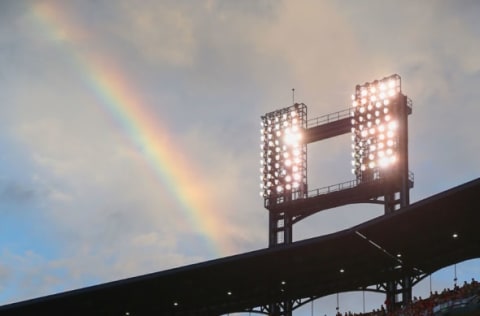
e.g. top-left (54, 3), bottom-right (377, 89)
top-left (32, 2), bottom-right (232, 257)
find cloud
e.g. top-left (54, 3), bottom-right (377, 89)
top-left (102, 1), bottom-right (197, 67)
top-left (259, 2), bottom-right (360, 86)
top-left (0, 181), bottom-right (36, 205)
top-left (0, 263), bottom-right (11, 294)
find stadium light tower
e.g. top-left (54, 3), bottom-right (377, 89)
top-left (260, 103), bottom-right (307, 248)
top-left (350, 74), bottom-right (414, 310)
top-left (259, 75), bottom-right (412, 247)
top-left (258, 74), bottom-right (413, 315)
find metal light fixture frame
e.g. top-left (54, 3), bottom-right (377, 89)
top-left (260, 103), bottom-right (308, 208)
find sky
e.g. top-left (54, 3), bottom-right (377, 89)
top-left (0, 0), bottom-right (479, 315)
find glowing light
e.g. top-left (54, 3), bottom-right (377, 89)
top-left (379, 157), bottom-right (389, 167)
top-left (351, 74), bottom-right (402, 181)
top-left (388, 121), bottom-right (398, 130)
top-left (260, 104), bottom-right (307, 200)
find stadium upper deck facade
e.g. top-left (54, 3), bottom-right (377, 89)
top-left (0, 177), bottom-right (479, 315)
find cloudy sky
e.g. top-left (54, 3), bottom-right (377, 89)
top-left (0, 0), bottom-right (479, 314)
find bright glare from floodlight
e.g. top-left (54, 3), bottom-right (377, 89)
top-left (260, 103), bottom-right (307, 201)
top-left (351, 74), bottom-right (402, 182)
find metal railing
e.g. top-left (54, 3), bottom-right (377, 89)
top-left (266, 170), bottom-right (415, 208)
top-left (306, 108), bottom-right (351, 128)
top-left (306, 179), bottom-right (360, 198)
top-left (304, 170), bottom-right (414, 199)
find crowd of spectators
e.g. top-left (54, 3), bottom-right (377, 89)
top-left (333, 278), bottom-right (480, 316)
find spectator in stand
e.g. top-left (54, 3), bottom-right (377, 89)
top-left (324, 278), bottom-right (480, 316)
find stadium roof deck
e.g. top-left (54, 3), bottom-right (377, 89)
top-left (1, 178), bottom-right (479, 315)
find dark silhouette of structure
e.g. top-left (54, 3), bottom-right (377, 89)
top-left (0, 178), bottom-right (479, 315)
top-left (260, 75), bottom-right (413, 314)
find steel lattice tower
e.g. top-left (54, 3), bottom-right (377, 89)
top-left (259, 75), bottom-right (413, 315)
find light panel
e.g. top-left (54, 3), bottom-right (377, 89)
top-left (260, 103), bottom-right (307, 201)
top-left (351, 74), bottom-right (402, 182)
